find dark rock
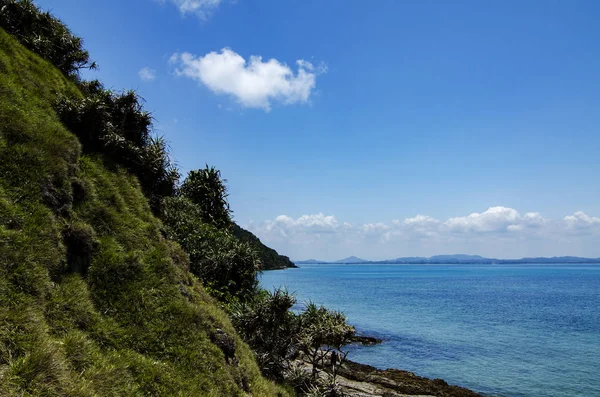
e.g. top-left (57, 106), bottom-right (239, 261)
top-left (350, 334), bottom-right (383, 346)
top-left (211, 328), bottom-right (238, 365)
top-left (337, 360), bottom-right (484, 397)
top-left (179, 283), bottom-right (191, 300)
top-left (62, 222), bottom-right (98, 275)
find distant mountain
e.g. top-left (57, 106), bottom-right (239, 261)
top-left (393, 257), bottom-right (428, 262)
top-left (294, 254), bottom-right (600, 265)
top-left (498, 256), bottom-right (600, 264)
top-left (334, 256), bottom-right (369, 264)
top-left (232, 224), bottom-right (297, 270)
top-left (429, 254), bottom-right (486, 261)
top-left (294, 259), bottom-right (324, 264)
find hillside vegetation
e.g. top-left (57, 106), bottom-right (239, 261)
top-left (0, 27), bottom-right (290, 396)
top-left (232, 224), bottom-right (296, 270)
top-left (0, 1), bottom-right (361, 396)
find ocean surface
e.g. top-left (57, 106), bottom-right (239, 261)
top-left (260, 264), bottom-right (600, 397)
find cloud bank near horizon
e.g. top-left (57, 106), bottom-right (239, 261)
top-left (245, 207), bottom-right (600, 261)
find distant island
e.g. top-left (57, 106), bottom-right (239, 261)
top-left (295, 254), bottom-right (600, 265)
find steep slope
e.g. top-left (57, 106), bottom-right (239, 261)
top-left (0, 28), bottom-right (289, 396)
top-left (232, 224), bottom-right (296, 270)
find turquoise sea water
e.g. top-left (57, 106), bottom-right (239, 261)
top-left (260, 264), bottom-right (600, 397)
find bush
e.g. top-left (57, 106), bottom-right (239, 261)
top-left (0, 0), bottom-right (95, 77)
top-left (230, 289), bottom-right (356, 396)
top-left (161, 197), bottom-right (259, 302)
top-left (298, 303), bottom-right (355, 380)
top-left (181, 166), bottom-right (232, 229)
top-left (230, 288), bottom-right (300, 380)
top-left (55, 84), bottom-right (179, 212)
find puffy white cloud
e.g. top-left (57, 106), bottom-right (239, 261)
top-left (402, 214), bottom-right (440, 227)
top-left (522, 212), bottom-right (547, 227)
top-left (361, 223), bottom-right (390, 241)
top-left (246, 208), bottom-right (600, 261)
top-left (170, 49), bottom-right (322, 111)
top-left (392, 214), bottom-right (441, 238)
top-left (163, 0), bottom-right (222, 19)
top-left (444, 206), bottom-right (521, 233)
top-left (138, 67), bottom-right (156, 82)
top-left (563, 211), bottom-right (600, 232)
top-left (261, 213), bottom-right (343, 237)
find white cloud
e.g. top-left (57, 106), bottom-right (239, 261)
top-left (563, 211), bottom-right (600, 231)
top-left (522, 212), bottom-right (547, 227)
top-left (263, 213), bottom-right (342, 236)
top-left (246, 208), bottom-right (600, 261)
top-left (393, 215), bottom-right (441, 238)
top-left (444, 206), bottom-right (521, 233)
top-left (170, 49), bottom-right (323, 111)
top-left (402, 215), bottom-right (441, 230)
top-left (361, 223), bottom-right (389, 233)
top-left (163, 0), bottom-right (222, 19)
top-left (138, 67), bottom-right (156, 82)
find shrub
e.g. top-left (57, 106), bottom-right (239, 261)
top-left (0, 0), bottom-right (95, 77)
top-left (55, 84), bottom-right (179, 213)
top-left (230, 288), bottom-right (300, 380)
top-left (181, 166), bottom-right (232, 229)
top-left (161, 197), bottom-right (259, 302)
top-left (297, 303), bottom-right (355, 380)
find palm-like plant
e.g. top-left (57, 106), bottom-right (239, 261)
top-left (56, 82), bottom-right (178, 213)
top-left (0, 0), bottom-right (96, 77)
top-left (298, 303), bottom-right (355, 380)
top-left (161, 196), bottom-right (259, 302)
top-left (230, 288), bottom-right (300, 380)
top-left (180, 166), bottom-right (232, 229)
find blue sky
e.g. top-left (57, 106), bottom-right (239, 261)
top-left (40, 0), bottom-right (600, 260)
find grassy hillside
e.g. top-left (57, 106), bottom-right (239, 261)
top-left (0, 27), bottom-right (290, 397)
top-left (232, 224), bottom-right (296, 270)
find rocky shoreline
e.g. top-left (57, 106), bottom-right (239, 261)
top-left (316, 335), bottom-right (484, 397)
top-left (331, 359), bottom-right (483, 397)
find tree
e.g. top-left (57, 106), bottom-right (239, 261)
top-left (230, 288), bottom-right (300, 380)
top-left (298, 303), bottom-right (355, 380)
top-left (161, 197), bottom-right (258, 302)
top-left (56, 82), bottom-right (179, 213)
top-left (180, 166), bottom-right (232, 229)
top-left (0, 0), bottom-right (96, 77)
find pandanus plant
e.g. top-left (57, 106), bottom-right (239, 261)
top-left (0, 0), bottom-right (96, 77)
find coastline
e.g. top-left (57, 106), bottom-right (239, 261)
top-left (330, 359), bottom-right (483, 397)
top-left (329, 358), bottom-right (483, 397)
top-left (262, 267), bottom-right (485, 396)
top-left (336, 338), bottom-right (483, 397)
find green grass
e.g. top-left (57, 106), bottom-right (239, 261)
top-left (0, 28), bottom-right (292, 396)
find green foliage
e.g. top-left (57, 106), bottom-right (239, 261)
top-left (230, 288), bottom-right (300, 380)
top-left (0, 0), bottom-right (95, 77)
top-left (0, 27), bottom-right (289, 397)
top-left (233, 223), bottom-right (297, 270)
top-left (161, 196), bottom-right (259, 302)
top-left (304, 377), bottom-right (343, 397)
top-left (298, 302), bottom-right (355, 379)
top-left (299, 303), bottom-right (356, 358)
top-left (231, 289), bottom-right (356, 395)
top-left (55, 82), bottom-right (179, 213)
top-left (181, 166), bottom-right (232, 229)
